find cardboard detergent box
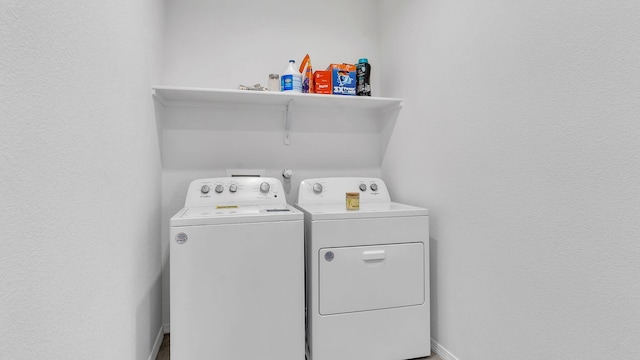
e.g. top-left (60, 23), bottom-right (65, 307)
top-left (328, 63), bottom-right (356, 95)
top-left (314, 70), bottom-right (332, 94)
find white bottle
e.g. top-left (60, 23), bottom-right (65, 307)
top-left (281, 60), bottom-right (302, 92)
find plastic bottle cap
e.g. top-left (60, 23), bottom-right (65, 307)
top-left (289, 59), bottom-right (295, 63)
top-left (358, 58), bottom-right (369, 63)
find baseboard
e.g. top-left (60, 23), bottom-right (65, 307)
top-left (159, 326), bottom-right (449, 359)
top-left (431, 339), bottom-right (459, 360)
top-left (148, 326), bottom-right (165, 360)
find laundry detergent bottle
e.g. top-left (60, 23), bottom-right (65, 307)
top-left (281, 60), bottom-right (302, 92)
top-left (356, 58), bottom-right (371, 96)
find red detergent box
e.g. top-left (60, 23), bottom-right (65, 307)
top-left (328, 63), bottom-right (356, 95)
top-left (314, 70), bottom-right (332, 94)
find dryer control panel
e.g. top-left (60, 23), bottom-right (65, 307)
top-left (297, 177), bottom-right (391, 204)
top-left (183, 177), bottom-right (286, 207)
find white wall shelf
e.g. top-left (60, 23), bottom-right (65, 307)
top-left (152, 86), bottom-right (403, 145)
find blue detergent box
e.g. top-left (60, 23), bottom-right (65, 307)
top-left (329, 63), bottom-right (357, 96)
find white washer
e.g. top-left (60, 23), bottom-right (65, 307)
top-left (170, 177), bottom-right (304, 360)
top-left (295, 177), bottom-right (430, 360)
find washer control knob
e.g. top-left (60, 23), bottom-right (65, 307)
top-left (260, 182), bottom-right (270, 193)
top-left (229, 184), bottom-right (238, 193)
top-left (215, 184), bottom-right (224, 193)
top-left (359, 184), bottom-right (367, 192)
top-left (370, 183), bottom-right (378, 192)
top-left (201, 185), bottom-right (210, 194)
top-left (312, 183), bottom-right (323, 194)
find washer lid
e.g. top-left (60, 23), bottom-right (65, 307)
top-left (170, 204), bottom-right (303, 226)
top-left (294, 201), bottom-right (427, 221)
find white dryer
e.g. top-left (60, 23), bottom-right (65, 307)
top-left (170, 177), bottom-right (304, 360)
top-left (295, 177), bottom-right (430, 360)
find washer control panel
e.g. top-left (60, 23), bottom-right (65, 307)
top-left (297, 177), bottom-right (391, 204)
top-left (184, 177), bottom-right (286, 207)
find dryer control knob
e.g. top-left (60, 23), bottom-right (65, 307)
top-left (312, 183), bottom-right (323, 194)
top-left (370, 183), bottom-right (378, 192)
top-left (229, 184), bottom-right (238, 193)
top-left (215, 184), bottom-right (224, 193)
top-left (260, 182), bottom-right (270, 193)
top-left (359, 184), bottom-right (367, 192)
top-left (201, 185), bottom-right (210, 194)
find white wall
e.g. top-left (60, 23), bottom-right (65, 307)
top-left (160, 0), bottom-right (382, 327)
top-left (379, 1), bottom-right (640, 359)
top-left (0, 1), bottom-right (164, 359)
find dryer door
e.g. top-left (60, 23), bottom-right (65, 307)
top-left (318, 243), bottom-right (424, 315)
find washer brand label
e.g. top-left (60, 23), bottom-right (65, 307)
top-left (175, 232), bottom-right (188, 244)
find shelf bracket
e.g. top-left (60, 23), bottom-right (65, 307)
top-left (284, 99), bottom-right (293, 145)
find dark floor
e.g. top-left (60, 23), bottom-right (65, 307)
top-left (156, 334), bottom-right (170, 360)
top-left (155, 334), bottom-right (441, 360)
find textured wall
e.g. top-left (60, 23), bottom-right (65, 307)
top-left (0, 1), bottom-right (164, 359)
top-left (162, 0), bottom-right (381, 95)
top-left (379, 1), bottom-right (640, 359)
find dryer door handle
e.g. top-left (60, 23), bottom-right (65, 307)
top-left (362, 249), bottom-right (386, 261)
